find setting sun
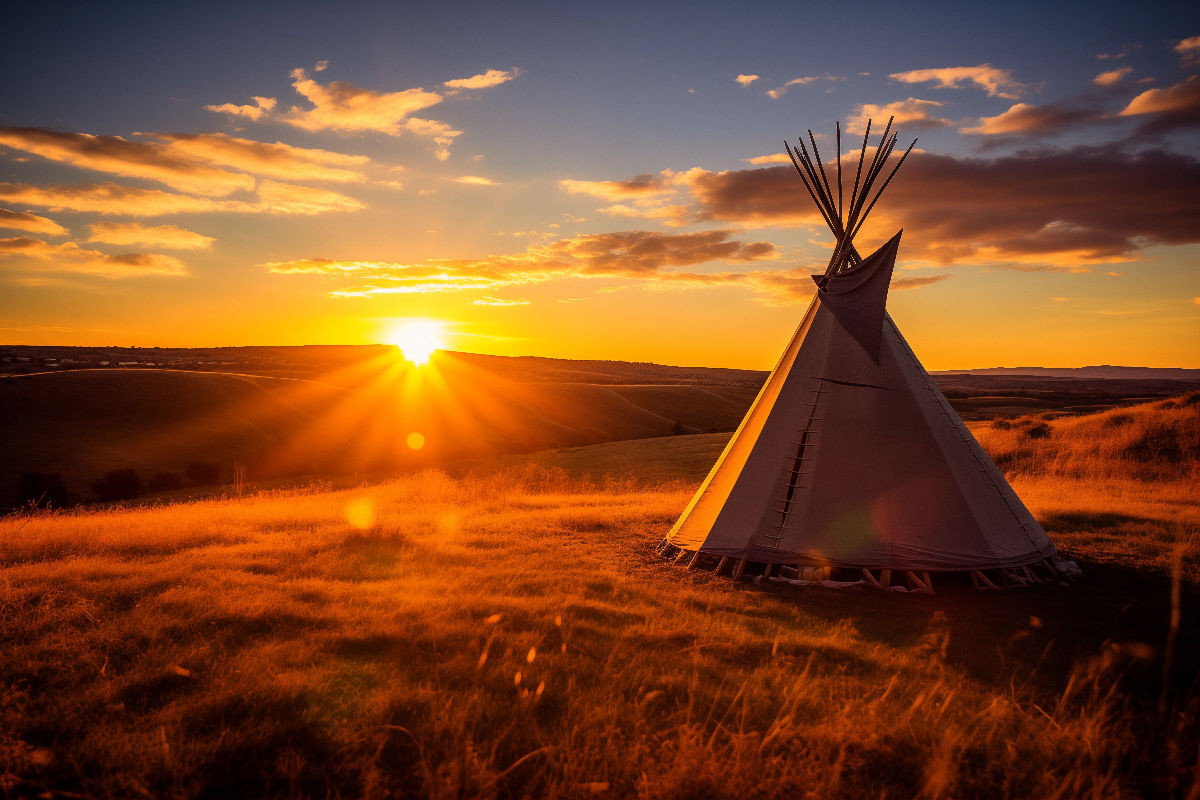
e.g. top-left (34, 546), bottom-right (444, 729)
top-left (388, 321), bottom-right (445, 365)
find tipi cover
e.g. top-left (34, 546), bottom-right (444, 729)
top-left (662, 120), bottom-right (1060, 585)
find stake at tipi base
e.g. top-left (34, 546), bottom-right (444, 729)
top-left (659, 118), bottom-right (1076, 594)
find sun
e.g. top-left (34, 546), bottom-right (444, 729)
top-left (388, 321), bottom-right (445, 365)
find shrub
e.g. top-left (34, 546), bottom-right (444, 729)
top-left (15, 471), bottom-right (69, 509)
top-left (1024, 423), bottom-right (1052, 440)
top-left (147, 471), bottom-right (183, 493)
top-left (186, 461), bottom-right (220, 486)
top-left (92, 469), bottom-right (143, 502)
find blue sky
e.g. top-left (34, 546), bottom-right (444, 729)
top-left (1, 0), bottom-right (1197, 368)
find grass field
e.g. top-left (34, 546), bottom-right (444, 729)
top-left (1, 396), bottom-right (1197, 798)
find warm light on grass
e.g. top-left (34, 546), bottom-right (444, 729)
top-left (387, 320), bottom-right (445, 365)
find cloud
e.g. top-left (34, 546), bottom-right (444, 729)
top-left (0, 236), bottom-right (186, 278)
top-left (1093, 66), bottom-right (1133, 86)
top-left (847, 98), bottom-right (951, 131)
top-left (1118, 75), bottom-right (1200, 130)
top-left (444, 68), bottom-right (517, 90)
top-left (558, 173), bottom-right (673, 200)
top-left (86, 222), bottom-right (215, 250)
top-left (0, 127), bottom-right (254, 196)
top-left (314, 60), bottom-right (329, 72)
top-left (960, 102), bottom-right (1100, 135)
top-left (454, 175), bottom-right (498, 186)
top-left (0, 209), bottom-right (67, 236)
top-left (765, 74), bottom-right (841, 100)
top-left (735, 74), bottom-right (760, 86)
top-left (203, 96), bottom-right (277, 121)
top-left (621, 144), bottom-right (1200, 268)
top-left (264, 229), bottom-right (780, 298)
top-left (254, 180), bottom-right (365, 214)
top-left (891, 274), bottom-right (950, 290)
top-left (473, 296), bottom-right (530, 306)
top-left (152, 133), bottom-right (369, 183)
top-left (207, 66), bottom-right (512, 159)
top-left (744, 153), bottom-right (792, 165)
top-left (889, 64), bottom-right (1024, 99)
top-left (0, 180), bottom-right (363, 217)
top-left (1175, 35), bottom-right (1200, 66)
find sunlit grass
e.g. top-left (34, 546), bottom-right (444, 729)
top-left (1, 398), bottom-right (1198, 797)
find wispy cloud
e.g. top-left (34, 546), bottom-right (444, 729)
top-left (152, 133), bottom-right (369, 183)
top-left (86, 222), bottom-right (215, 250)
top-left (1118, 75), bottom-right (1200, 131)
top-left (960, 102), bottom-right (1100, 135)
top-left (0, 236), bottom-right (186, 278)
top-left (473, 296), bottom-right (530, 306)
top-left (1175, 35), bottom-right (1200, 66)
top-left (743, 153), bottom-right (791, 165)
top-left (264, 229), bottom-right (779, 298)
top-left (0, 180), bottom-right (363, 217)
top-left (558, 173), bottom-right (674, 200)
top-left (1093, 66), bottom-right (1134, 86)
top-left (207, 65), bottom-right (517, 160)
top-left (735, 74), bottom-right (760, 86)
top-left (765, 74), bottom-right (841, 100)
top-left (847, 98), bottom-right (951, 131)
top-left (0, 127), bottom-right (254, 196)
top-left (444, 68), bottom-right (518, 90)
top-left (889, 64), bottom-right (1024, 99)
top-left (454, 175), bottom-right (499, 186)
top-left (0, 209), bottom-right (67, 236)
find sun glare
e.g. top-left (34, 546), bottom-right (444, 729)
top-left (388, 321), bottom-right (445, 365)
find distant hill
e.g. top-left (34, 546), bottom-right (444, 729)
top-left (5, 346), bottom-right (1199, 507)
top-left (934, 366), bottom-right (1200, 380)
top-left (0, 358), bottom-right (758, 504)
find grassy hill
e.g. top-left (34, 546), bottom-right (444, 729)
top-left (1, 395), bottom-right (1196, 797)
top-left (0, 357), bottom-right (758, 504)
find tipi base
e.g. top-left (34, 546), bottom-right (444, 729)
top-left (657, 541), bottom-right (1078, 594)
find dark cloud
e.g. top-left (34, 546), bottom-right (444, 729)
top-left (676, 144), bottom-right (1200, 267)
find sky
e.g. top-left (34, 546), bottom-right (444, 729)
top-left (1, 0), bottom-right (1198, 370)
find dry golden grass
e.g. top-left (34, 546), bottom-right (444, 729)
top-left (2, 399), bottom-right (1199, 798)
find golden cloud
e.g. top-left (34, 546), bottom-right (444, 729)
top-left (889, 64), bottom-right (1024, 99)
top-left (765, 75), bottom-right (841, 100)
top-left (1093, 66), bottom-right (1133, 86)
top-left (558, 173), bottom-right (673, 200)
top-left (206, 66), bottom-right (512, 159)
top-left (0, 180), bottom-right (363, 217)
top-left (846, 98), bottom-right (950, 131)
top-left (204, 96), bottom-right (277, 120)
top-left (264, 229), bottom-right (780, 298)
top-left (444, 68), bottom-right (518, 90)
top-left (0, 236), bottom-right (186, 278)
top-left (744, 153), bottom-right (792, 165)
top-left (1175, 35), bottom-right (1200, 65)
top-left (153, 133), bottom-right (369, 183)
top-left (735, 74), bottom-right (760, 86)
top-left (1119, 75), bottom-right (1200, 116)
top-left (0, 209), bottom-right (67, 236)
top-left (454, 175), bottom-right (498, 186)
top-left (959, 102), bottom-right (1098, 135)
top-left (0, 127), bottom-right (254, 196)
top-left (86, 222), bottom-right (215, 250)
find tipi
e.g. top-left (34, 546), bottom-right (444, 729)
top-left (659, 119), bottom-right (1067, 592)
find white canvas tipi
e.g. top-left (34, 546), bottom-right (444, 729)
top-left (660, 120), bottom-right (1065, 591)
